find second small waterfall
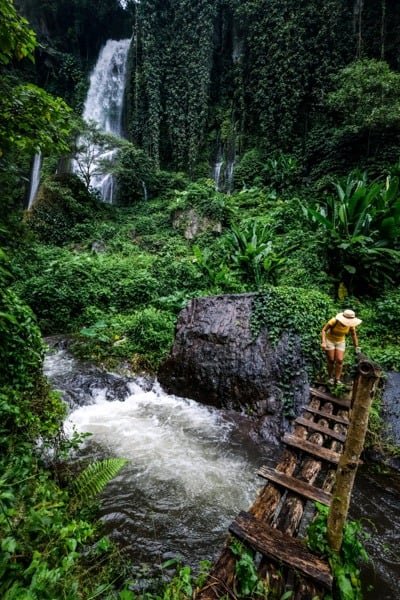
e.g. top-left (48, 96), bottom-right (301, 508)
top-left (76, 38), bottom-right (131, 203)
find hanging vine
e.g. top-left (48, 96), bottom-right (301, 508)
top-left (125, 0), bottom-right (400, 175)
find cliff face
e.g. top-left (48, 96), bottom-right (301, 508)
top-left (16, 0), bottom-right (131, 60)
top-left (125, 0), bottom-right (400, 178)
top-left (158, 294), bottom-right (310, 437)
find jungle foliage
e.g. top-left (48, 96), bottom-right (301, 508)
top-left (3, 1), bottom-right (400, 598)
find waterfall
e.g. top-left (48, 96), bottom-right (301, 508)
top-left (212, 151), bottom-right (235, 193)
top-left (27, 151), bottom-right (42, 209)
top-left (226, 159), bottom-right (235, 192)
top-left (76, 38), bottom-right (131, 203)
top-left (212, 157), bottom-right (223, 191)
top-left (141, 180), bottom-right (148, 201)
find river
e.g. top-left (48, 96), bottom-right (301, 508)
top-left (44, 345), bottom-right (400, 598)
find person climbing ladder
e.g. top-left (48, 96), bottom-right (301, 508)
top-left (321, 309), bottom-right (362, 385)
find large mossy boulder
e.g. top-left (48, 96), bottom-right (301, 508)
top-left (158, 294), bottom-right (305, 436)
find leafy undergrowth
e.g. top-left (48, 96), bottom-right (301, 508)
top-left (307, 503), bottom-right (370, 600)
top-left (13, 180), bottom-right (400, 381)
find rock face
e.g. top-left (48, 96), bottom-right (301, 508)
top-left (158, 294), bottom-right (310, 437)
top-left (172, 208), bottom-right (222, 239)
top-left (382, 373), bottom-right (400, 448)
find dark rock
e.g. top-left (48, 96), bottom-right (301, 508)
top-left (158, 294), bottom-right (310, 437)
top-left (382, 372), bottom-right (400, 448)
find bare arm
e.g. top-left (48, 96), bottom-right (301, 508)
top-left (350, 327), bottom-right (359, 348)
top-left (321, 322), bottom-right (330, 348)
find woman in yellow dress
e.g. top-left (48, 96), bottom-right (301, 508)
top-left (321, 309), bottom-right (362, 384)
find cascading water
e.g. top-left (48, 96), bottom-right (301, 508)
top-left (27, 151), bottom-right (42, 209)
top-left (212, 156), bottom-right (223, 191)
top-left (44, 346), bottom-right (268, 565)
top-left (212, 141), bottom-right (235, 193)
top-left (44, 345), bottom-right (400, 593)
top-left (76, 38), bottom-right (131, 203)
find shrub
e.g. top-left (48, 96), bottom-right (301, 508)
top-left (150, 254), bottom-right (204, 296)
top-left (0, 288), bottom-right (44, 390)
top-left (17, 250), bottom-right (160, 332)
top-left (234, 149), bottom-right (265, 188)
top-left (172, 179), bottom-right (233, 223)
top-left (115, 144), bottom-right (161, 204)
top-left (77, 307), bottom-right (176, 369)
top-left (26, 174), bottom-right (100, 244)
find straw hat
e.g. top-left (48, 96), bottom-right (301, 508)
top-left (336, 309), bottom-right (362, 327)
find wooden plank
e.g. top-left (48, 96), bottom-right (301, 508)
top-left (229, 511), bottom-right (332, 590)
top-left (310, 387), bottom-right (351, 408)
top-left (282, 433), bottom-right (341, 464)
top-left (304, 406), bottom-right (349, 425)
top-left (257, 466), bottom-right (332, 506)
top-left (295, 417), bottom-right (346, 443)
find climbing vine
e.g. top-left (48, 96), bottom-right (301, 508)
top-left (126, 0), bottom-right (400, 176)
top-left (251, 286), bottom-right (335, 414)
top-left (128, 0), bottom-right (217, 172)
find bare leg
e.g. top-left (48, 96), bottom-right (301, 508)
top-left (334, 349), bottom-right (345, 382)
top-left (325, 349), bottom-right (335, 379)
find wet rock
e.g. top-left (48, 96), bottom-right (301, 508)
top-left (158, 294), bottom-right (310, 437)
top-left (44, 338), bottom-right (133, 409)
top-left (91, 240), bottom-right (107, 253)
top-left (172, 208), bottom-right (221, 239)
top-left (382, 372), bottom-right (400, 448)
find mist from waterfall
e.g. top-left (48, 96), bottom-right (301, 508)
top-left (76, 38), bottom-right (131, 203)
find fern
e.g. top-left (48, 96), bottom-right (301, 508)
top-left (73, 458), bottom-right (127, 500)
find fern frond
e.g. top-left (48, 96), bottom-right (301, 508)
top-left (73, 458), bottom-right (127, 500)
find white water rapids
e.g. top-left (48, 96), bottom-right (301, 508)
top-left (44, 348), bottom-right (269, 564)
top-left (44, 346), bottom-right (400, 594)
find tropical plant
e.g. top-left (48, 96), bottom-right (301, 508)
top-left (307, 502), bottom-right (370, 600)
top-left (224, 222), bottom-right (286, 287)
top-left (230, 539), bottom-right (269, 598)
top-left (0, 0), bottom-right (36, 64)
top-left (0, 79), bottom-right (73, 156)
top-left (303, 172), bottom-right (400, 292)
top-left (72, 458), bottom-right (128, 502)
top-left (192, 245), bottom-right (236, 289)
top-left (263, 152), bottom-right (299, 191)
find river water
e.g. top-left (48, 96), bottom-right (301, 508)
top-left (44, 347), bottom-right (400, 597)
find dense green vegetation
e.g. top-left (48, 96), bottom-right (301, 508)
top-left (2, 0), bottom-right (400, 597)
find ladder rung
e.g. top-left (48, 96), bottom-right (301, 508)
top-left (282, 433), bottom-right (341, 464)
top-left (310, 387), bottom-right (351, 408)
top-left (295, 417), bottom-right (346, 443)
top-left (304, 406), bottom-right (349, 425)
top-left (229, 511), bottom-right (332, 589)
top-left (257, 465), bottom-right (332, 506)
